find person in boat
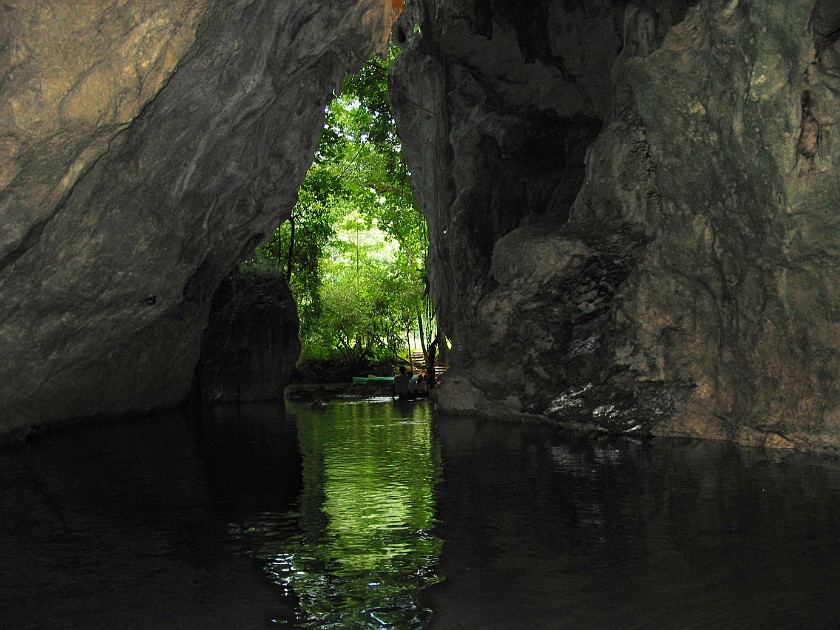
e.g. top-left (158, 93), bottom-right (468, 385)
top-left (393, 365), bottom-right (412, 399)
top-left (408, 373), bottom-right (423, 396)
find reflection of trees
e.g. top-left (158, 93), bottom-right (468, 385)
top-left (266, 401), bottom-right (442, 627)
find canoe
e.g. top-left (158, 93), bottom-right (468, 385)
top-left (352, 375), bottom-right (396, 384)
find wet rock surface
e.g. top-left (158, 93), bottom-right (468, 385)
top-left (393, 0), bottom-right (840, 451)
top-left (0, 0), bottom-right (398, 433)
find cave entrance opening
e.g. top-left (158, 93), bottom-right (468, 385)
top-left (243, 47), bottom-right (442, 384)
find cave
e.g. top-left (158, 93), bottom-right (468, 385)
top-left (2, 0), bottom-right (840, 452)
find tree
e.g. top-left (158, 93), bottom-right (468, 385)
top-left (326, 49), bottom-right (439, 371)
top-left (250, 190), bottom-right (335, 342)
top-left (247, 47), bottom-right (435, 371)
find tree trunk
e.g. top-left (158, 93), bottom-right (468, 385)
top-left (285, 216), bottom-right (296, 281)
top-left (427, 334), bottom-right (438, 389)
top-left (417, 310), bottom-right (427, 365)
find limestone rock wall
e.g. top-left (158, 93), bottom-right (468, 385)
top-left (393, 0), bottom-right (840, 451)
top-left (0, 0), bottom-right (398, 433)
top-left (195, 269), bottom-right (300, 404)
top-left (5, 0), bottom-right (840, 452)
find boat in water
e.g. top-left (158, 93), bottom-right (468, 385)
top-left (351, 375), bottom-right (395, 384)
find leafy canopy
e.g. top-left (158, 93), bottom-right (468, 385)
top-left (247, 47), bottom-right (431, 370)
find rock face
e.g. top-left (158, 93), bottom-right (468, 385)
top-left (392, 0), bottom-right (840, 451)
top-left (4, 0), bottom-right (840, 453)
top-left (195, 269), bottom-right (300, 404)
top-left (0, 0), bottom-right (399, 433)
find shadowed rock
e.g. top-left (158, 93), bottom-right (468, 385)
top-left (392, 0), bottom-right (840, 451)
top-left (195, 268), bottom-right (301, 404)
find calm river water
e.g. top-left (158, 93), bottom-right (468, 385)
top-left (3, 398), bottom-right (840, 628)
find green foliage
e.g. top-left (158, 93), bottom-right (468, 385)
top-left (326, 229), bottom-right (420, 358)
top-left (246, 47), bottom-right (433, 369)
top-left (253, 192), bottom-right (335, 340)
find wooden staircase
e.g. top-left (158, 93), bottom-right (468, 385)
top-left (406, 351), bottom-right (449, 378)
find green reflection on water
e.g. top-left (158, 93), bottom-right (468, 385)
top-left (272, 400), bottom-right (442, 628)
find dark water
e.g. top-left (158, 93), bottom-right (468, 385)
top-left (3, 400), bottom-right (840, 628)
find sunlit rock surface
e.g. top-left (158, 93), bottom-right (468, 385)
top-left (0, 0), bottom-right (398, 433)
top-left (393, 0), bottom-right (840, 451)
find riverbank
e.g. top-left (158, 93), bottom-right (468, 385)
top-left (285, 381), bottom-right (395, 402)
